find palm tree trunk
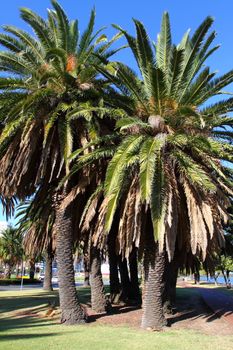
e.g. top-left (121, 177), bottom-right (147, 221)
top-left (43, 243), bottom-right (53, 291)
top-left (163, 256), bottom-right (173, 315)
top-left (83, 253), bottom-right (90, 286)
top-left (108, 233), bottom-right (122, 304)
top-left (119, 257), bottom-right (131, 302)
top-left (221, 268), bottom-right (228, 286)
top-left (129, 248), bottom-right (141, 304)
top-left (90, 245), bottom-right (109, 313)
top-left (55, 202), bottom-right (87, 324)
top-left (29, 259), bottom-right (35, 279)
top-left (170, 261), bottom-right (178, 307)
top-left (16, 263), bottom-right (20, 277)
top-left (4, 263), bottom-right (12, 279)
top-left (141, 238), bottom-right (167, 330)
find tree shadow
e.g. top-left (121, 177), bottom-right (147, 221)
top-left (88, 304), bottom-right (141, 323)
top-left (1, 285), bottom-right (233, 335)
top-left (198, 287), bottom-right (233, 321)
top-left (0, 291), bottom-right (59, 314)
top-left (168, 286), bottom-right (233, 326)
top-left (0, 313), bottom-right (56, 332)
top-left (0, 332), bottom-right (60, 342)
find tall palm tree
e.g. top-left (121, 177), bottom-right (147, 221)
top-left (17, 186), bottom-right (56, 291)
top-left (77, 13), bottom-right (233, 329)
top-left (0, 0), bottom-right (122, 324)
top-left (0, 226), bottom-right (23, 278)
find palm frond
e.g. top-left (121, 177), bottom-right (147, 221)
top-left (139, 135), bottom-right (166, 202)
top-left (156, 12), bottom-right (172, 73)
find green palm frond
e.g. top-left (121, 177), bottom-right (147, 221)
top-left (150, 149), bottom-right (166, 242)
top-left (173, 150), bottom-right (216, 191)
top-left (166, 45), bottom-right (184, 97)
top-left (47, 9), bottom-right (59, 47)
top-left (139, 135), bottom-right (166, 202)
top-left (133, 19), bottom-right (154, 75)
top-left (112, 24), bottom-right (138, 64)
top-left (105, 135), bottom-right (144, 196)
top-left (46, 47), bottom-right (67, 68)
top-left (78, 8), bottom-right (95, 57)
top-left (0, 77), bottom-right (26, 90)
top-left (3, 25), bottom-right (46, 64)
top-left (175, 16), bottom-right (214, 100)
top-left (196, 70), bottom-right (233, 104)
top-left (69, 20), bottom-right (79, 53)
top-left (181, 67), bottom-right (216, 105)
top-left (0, 51), bottom-right (33, 75)
top-left (201, 98), bottom-right (233, 117)
top-left (20, 7), bottom-right (53, 49)
top-left (156, 12), bottom-right (172, 73)
top-left (0, 33), bottom-right (25, 53)
top-left (51, 0), bottom-right (70, 51)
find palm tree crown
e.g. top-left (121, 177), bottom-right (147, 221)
top-left (80, 13), bottom-right (233, 261)
top-left (0, 0), bottom-right (121, 200)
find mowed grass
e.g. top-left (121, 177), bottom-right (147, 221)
top-left (0, 287), bottom-right (233, 350)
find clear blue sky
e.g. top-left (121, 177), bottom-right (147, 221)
top-left (0, 0), bottom-right (233, 224)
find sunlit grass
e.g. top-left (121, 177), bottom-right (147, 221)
top-left (0, 288), bottom-right (233, 350)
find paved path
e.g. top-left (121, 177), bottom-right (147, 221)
top-left (198, 287), bottom-right (233, 325)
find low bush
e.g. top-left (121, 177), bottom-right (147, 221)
top-left (0, 278), bottom-right (42, 285)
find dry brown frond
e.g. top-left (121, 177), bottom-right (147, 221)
top-left (183, 180), bottom-right (208, 260)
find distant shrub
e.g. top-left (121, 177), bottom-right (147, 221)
top-left (0, 278), bottom-right (42, 285)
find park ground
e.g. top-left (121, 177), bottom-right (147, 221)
top-left (0, 283), bottom-right (233, 350)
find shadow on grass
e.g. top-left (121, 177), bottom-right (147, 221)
top-left (168, 286), bottom-right (233, 326)
top-left (0, 292), bottom-right (59, 314)
top-left (1, 285), bottom-right (233, 336)
top-left (0, 332), bottom-right (60, 342)
top-left (0, 287), bottom-right (93, 314)
top-left (0, 286), bottom-right (93, 333)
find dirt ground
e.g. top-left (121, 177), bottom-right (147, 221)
top-left (84, 285), bottom-right (232, 335)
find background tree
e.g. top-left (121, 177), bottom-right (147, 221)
top-left (0, 226), bottom-right (23, 279)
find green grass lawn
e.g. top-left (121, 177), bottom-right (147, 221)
top-left (0, 287), bottom-right (233, 350)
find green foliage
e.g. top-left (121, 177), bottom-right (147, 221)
top-left (0, 226), bottom-right (23, 265)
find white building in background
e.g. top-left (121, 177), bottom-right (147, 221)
top-left (0, 221), bottom-right (8, 236)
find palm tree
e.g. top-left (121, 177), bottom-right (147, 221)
top-left (78, 13), bottom-right (233, 329)
top-left (0, 0), bottom-right (121, 324)
top-left (17, 186), bottom-right (56, 291)
top-left (0, 226), bottom-right (23, 278)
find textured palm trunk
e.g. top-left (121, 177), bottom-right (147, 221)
top-left (141, 240), bottom-right (167, 330)
top-left (4, 263), bottom-right (12, 279)
top-left (170, 262), bottom-right (178, 306)
top-left (119, 257), bottom-right (131, 302)
top-left (83, 253), bottom-right (90, 286)
top-left (221, 268), bottom-right (228, 286)
top-left (108, 233), bottom-right (122, 304)
top-left (16, 263), bottom-right (20, 277)
top-left (163, 256), bottom-right (173, 315)
top-left (43, 244), bottom-right (53, 291)
top-left (29, 259), bottom-right (35, 279)
top-left (90, 246), bottom-right (109, 313)
top-left (129, 248), bottom-right (141, 304)
top-left (55, 204), bottom-right (87, 324)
